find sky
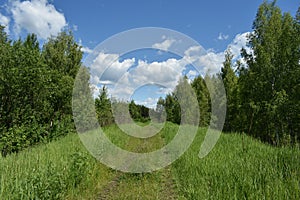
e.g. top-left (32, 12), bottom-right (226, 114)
top-left (0, 0), bottom-right (298, 108)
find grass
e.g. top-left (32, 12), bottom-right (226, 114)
top-left (0, 123), bottom-right (299, 199)
top-left (0, 130), bottom-right (116, 200)
top-left (166, 128), bottom-right (300, 199)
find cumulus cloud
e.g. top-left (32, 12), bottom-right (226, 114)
top-left (10, 0), bottom-right (67, 39)
top-left (131, 59), bottom-right (182, 87)
top-left (197, 50), bottom-right (225, 74)
top-left (183, 46), bottom-right (203, 64)
top-left (182, 46), bottom-right (223, 75)
top-left (89, 51), bottom-right (186, 101)
top-left (90, 52), bottom-right (135, 86)
top-left (218, 32), bottom-right (229, 40)
top-left (228, 32), bottom-right (251, 59)
top-left (110, 58), bottom-right (184, 100)
top-left (182, 32), bottom-right (250, 75)
top-left (0, 13), bottom-right (10, 33)
top-left (152, 38), bottom-right (175, 51)
top-left (136, 97), bottom-right (159, 109)
top-left (89, 32), bottom-right (251, 106)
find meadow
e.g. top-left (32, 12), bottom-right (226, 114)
top-left (0, 123), bottom-right (299, 199)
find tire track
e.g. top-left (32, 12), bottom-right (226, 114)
top-left (98, 132), bottom-right (179, 199)
top-left (97, 171), bottom-right (124, 199)
top-left (97, 138), bottom-right (142, 200)
top-left (159, 166), bottom-right (178, 200)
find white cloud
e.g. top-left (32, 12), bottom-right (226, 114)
top-left (182, 32), bottom-right (251, 74)
top-left (156, 87), bottom-right (173, 96)
top-left (152, 38), bottom-right (175, 51)
top-left (132, 59), bottom-right (182, 87)
top-left (81, 46), bottom-right (93, 54)
top-left (182, 46), bottom-right (223, 75)
top-left (89, 32), bottom-right (252, 104)
top-left (79, 39), bottom-right (93, 54)
top-left (136, 97), bottom-right (159, 109)
top-left (0, 13), bottom-right (10, 33)
top-left (228, 32), bottom-right (251, 60)
top-left (110, 82), bottom-right (135, 100)
top-left (90, 52), bottom-right (135, 86)
top-left (197, 50), bottom-right (225, 74)
top-left (109, 58), bottom-right (184, 100)
top-left (11, 0), bottom-right (67, 39)
top-left (186, 70), bottom-right (198, 78)
top-left (183, 46), bottom-right (204, 64)
top-left (218, 32), bottom-right (229, 40)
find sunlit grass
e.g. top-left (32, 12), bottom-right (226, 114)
top-left (0, 132), bottom-right (115, 199)
top-left (168, 129), bottom-right (300, 199)
top-left (0, 123), bottom-right (299, 199)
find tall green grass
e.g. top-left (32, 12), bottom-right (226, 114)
top-left (165, 127), bottom-right (300, 199)
top-left (0, 129), bottom-right (119, 200)
top-left (0, 123), bottom-right (299, 199)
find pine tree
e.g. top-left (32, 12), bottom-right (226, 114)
top-left (220, 49), bottom-right (238, 131)
top-left (191, 75), bottom-right (210, 127)
top-left (95, 86), bottom-right (114, 126)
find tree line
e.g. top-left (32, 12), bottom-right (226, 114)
top-left (95, 86), bottom-right (150, 126)
top-left (223, 1), bottom-right (299, 145)
top-left (156, 1), bottom-right (300, 145)
top-left (84, 1), bottom-right (300, 145)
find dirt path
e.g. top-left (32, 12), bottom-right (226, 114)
top-left (97, 133), bottom-right (179, 200)
top-left (159, 166), bottom-right (178, 200)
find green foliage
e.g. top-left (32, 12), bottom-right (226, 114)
top-left (163, 125), bottom-right (300, 199)
top-left (95, 86), bottom-right (114, 126)
top-left (164, 93), bottom-right (180, 124)
top-left (94, 86), bottom-right (151, 126)
top-left (239, 1), bottom-right (300, 144)
top-left (191, 75), bottom-right (211, 127)
top-left (156, 1), bottom-right (299, 146)
top-left (129, 100), bottom-right (150, 122)
top-left (219, 49), bottom-right (239, 131)
top-left (0, 133), bottom-right (109, 200)
top-left (156, 76), bottom-right (202, 125)
top-left (72, 67), bottom-right (97, 132)
top-left (174, 76), bottom-right (199, 125)
top-left (0, 122), bottom-right (299, 199)
top-left (154, 1), bottom-right (300, 146)
top-left (68, 150), bottom-right (89, 187)
top-left (42, 31), bottom-right (82, 79)
top-left (0, 29), bottom-right (83, 155)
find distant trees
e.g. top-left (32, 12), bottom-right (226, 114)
top-left (155, 76), bottom-right (199, 126)
top-left (164, 93), bottom-right (181, 124)
top-left (95, 86), bottom-right (113, 126)
top-left (94, 86), bottom-right (151, 126)
top-left (129, 100), bottom-right (150, 123)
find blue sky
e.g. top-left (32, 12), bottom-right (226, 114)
top-left (0, 0), bottom-right (298, 108)
top-left (55, 0), bottom-right (298, 52)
